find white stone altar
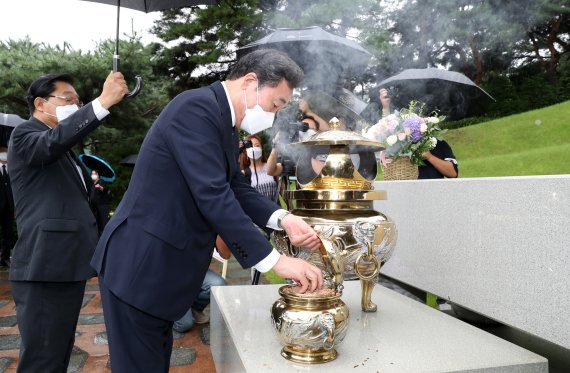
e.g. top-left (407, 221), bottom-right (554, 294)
top-left (210, 282), bottom-right (547, 373)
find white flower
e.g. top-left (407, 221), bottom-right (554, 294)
top-left (386, 135), bottom-right (398, 146)
top-left (430, 137), bottom-right (438, 147)
top-left (420, 123), bottom-right (428, 133)
top-left (426, 117), bottom-right (440, 124)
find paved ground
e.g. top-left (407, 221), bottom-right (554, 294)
top-left (0, 257), bottom-right (260, 373)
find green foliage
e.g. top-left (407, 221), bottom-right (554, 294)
top-left (446, 100), bottom-right (570, 177)
top-left (0, 37), bottom-right (173, 208)
top-left (263, 270), bottom-right (287, 284)
top-left (151, 0), bottom-right (272, 93)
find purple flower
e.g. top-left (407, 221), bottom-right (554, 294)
top-left (403, 116), bottom-right (425, 142)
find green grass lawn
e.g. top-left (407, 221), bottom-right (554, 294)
top-left (445, 100), bottom-right (570, 177)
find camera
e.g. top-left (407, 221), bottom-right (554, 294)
top-left (387, 86), bottom-right (398, 100)
top-left (279, 121), bottom-right (309, 144)
top-left (240, 139), bottom-right (253, 152)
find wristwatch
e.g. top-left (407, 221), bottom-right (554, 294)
top-left (277, 211), bottom-right (291, 230)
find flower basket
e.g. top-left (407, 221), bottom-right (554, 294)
top-left (381, 157), bottom-right (418, 180)
top-left (363, 101), bottom-right (447, 177)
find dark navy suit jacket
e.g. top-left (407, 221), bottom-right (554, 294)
top-left (91, 81), bottom-right (279, 320)
top-left (8, 106), bottom-right (100, 281)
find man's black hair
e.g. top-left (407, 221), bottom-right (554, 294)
top-left (26, 73), bottom-right (74, 115)
top-left (227, 49), bottom-right (304, 89)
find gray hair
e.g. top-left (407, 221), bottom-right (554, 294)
top-left (228, 49), bottom-right (304, 89)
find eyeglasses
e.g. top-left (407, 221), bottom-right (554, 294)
top-left (46, 95), bottom-right (83, 107)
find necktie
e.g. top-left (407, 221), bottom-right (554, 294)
top-left (1, 165), bottom-right (6, 178)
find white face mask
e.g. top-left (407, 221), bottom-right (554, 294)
top-left (298, 129), bottom-right (317, 142)
top-left (246, 146), bottom-right (263, 159)
top-left (91, 174), bottom-right (99, 181)
top-left (56, 104), bottom-right (80, 121)
top-left (0, 152), bottom-right (7, 162)
top-left (43, 100), bottom-right (80, 122)
top-left (240, 84), bottom-right (275, 135)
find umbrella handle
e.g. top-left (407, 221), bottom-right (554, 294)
top-left (125, 76), bottom-right (143, 99)
top-left (113, 54), bottom-right (142, 99)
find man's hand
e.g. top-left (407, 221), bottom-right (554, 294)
top-left (272, 255), bottom-right (323, 293)
top-left (98, 71), bottom-right (129, 109)
top-left (280, 213), bottom-right (321, 250)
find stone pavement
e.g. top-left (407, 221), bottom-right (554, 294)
top-left (0, 257), bottom-right (260, 373)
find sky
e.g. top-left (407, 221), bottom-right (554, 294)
top-left (1, 0), bottom-right (161, 52)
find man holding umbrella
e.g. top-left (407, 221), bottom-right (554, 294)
top-left (8, 71), bottom-right (127, 372)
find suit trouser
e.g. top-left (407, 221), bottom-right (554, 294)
top-left (11, 280), bottom-right (86, 373)
top-left (0, 208), bottom-right (14, 262)
top-left (99, 280), bottom-right (173, 373)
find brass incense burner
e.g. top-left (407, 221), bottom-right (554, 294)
top-left (270, 118), bottom-right (397, 364)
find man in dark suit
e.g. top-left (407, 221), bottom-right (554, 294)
top-left (8, 72), bottom-right (127, 372)
top-left (91, 49), bottom-right (324, 372)
top-left (0, 147), bottom-right (14, 268)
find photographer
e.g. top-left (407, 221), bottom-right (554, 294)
top-left (89, 169), bottom-right (111, 235)
top-left (267, 114), bottom-right (320, 178)
top-left (361, 87), bottom-right (399, 124)
top-left (239, 134), bottom-right (278, 202)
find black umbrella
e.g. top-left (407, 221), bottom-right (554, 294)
top-left (0, 113), bottom-right (26, 148)
top-left (80, 0), bottom-right (219, 98)
top-left (78, 154), bottom-right (116, 182)
top-left (236, 26), bottom-right (372, 89)
top-left (378, 68), bottom-right (496, 120)
top-left (119, 153), bottom-right (138, 167)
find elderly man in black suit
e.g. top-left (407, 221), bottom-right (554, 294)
top-left (91, 49), bottom-right (325, 372)
top-left (7, 72), bottom-right (127, 372)
top-left (0, 146), bottom-right (14, 268)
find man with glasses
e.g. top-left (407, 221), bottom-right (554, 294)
top-left (7, 72), bottom-right (127, 372)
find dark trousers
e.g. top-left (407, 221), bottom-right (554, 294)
top-left (11, 280), bottom-right (86, 373)
top-left (99, 280), bottom-right (173, 372)
top-left (0, 209), bottom-right (14, 262)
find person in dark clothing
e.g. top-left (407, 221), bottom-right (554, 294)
top-left (89, 169), bottom-right (111, 235)
top-left (361, 87), bottom-right (399, 125)
top-left (0, 147), bottom-right (14, 268)
top-left (418, 139), bottom-right (459, 179)
top-left (8, 71), bottom-right (127, 373)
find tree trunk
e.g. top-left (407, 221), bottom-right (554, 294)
top-left (469, 38), bottom-right (484, 85)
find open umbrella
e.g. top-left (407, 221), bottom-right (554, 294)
top-left (236, 26), bottom-right (372, 89)
top-left (0, 113), bottom-right (25, 128)
top-left (119, 153), bottom-right (138, 167)
top-left (0, 113), bottom-right (26, 148)
top-left (378, 68), bottom-right (496, 121)
top-left (78, 154), bottom-right (116, 182)
top-left (80, 0), bottom-right (219, 98)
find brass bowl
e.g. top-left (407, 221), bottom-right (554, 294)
top-left (270, 285), bottom-right (349, 364)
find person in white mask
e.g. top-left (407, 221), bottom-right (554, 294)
top-left (239, 134), bottom-right (278, 202)
top-left (90, 49), bottom-right (324, 372)
top-left (7, 72), bottom-right (128, 373)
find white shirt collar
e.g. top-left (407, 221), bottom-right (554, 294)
top-left (221, 81), bottom-right (236, 127)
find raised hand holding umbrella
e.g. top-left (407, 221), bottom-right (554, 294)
top-left (80, 0), bottom-right (219, 98)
